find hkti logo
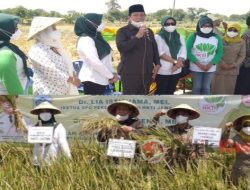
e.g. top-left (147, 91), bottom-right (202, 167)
top-left (199, 96), bottom-right (226, 115)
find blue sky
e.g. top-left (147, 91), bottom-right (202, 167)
top-left (1, 0), bottom-right (250, 16)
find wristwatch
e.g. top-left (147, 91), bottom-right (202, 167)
top-left (173, 60), bottom-right (177, 65)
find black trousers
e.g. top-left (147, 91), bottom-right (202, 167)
top-left (155, 74), bottom-right (180, 95)
top-left (121, 74), bottom-right (152, 95)
top-left (83, 81), bottom-right (106, 95)
top-left (235, 66), bottom-right (250, 94)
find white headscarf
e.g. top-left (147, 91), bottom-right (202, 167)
top-left (35, 26), bottom-right (79, 95)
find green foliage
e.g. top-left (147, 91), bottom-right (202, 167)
top-left (1, 5), bottom-right (249, 24)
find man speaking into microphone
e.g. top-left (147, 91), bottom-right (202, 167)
top-left (116, 4), bottom-right (161, 95)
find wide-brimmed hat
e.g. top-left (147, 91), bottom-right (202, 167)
top-left (30, 101), bottom-right (61, 115)
top-left (233, 115), bottom-right (250, 131)
top-left (107, 100), bottom-right (139, 118)
top-left (27, 17), bottom-right (63, 40)
top-left (167, 104), bottom-right (200, 120)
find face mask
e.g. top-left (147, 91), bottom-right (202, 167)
top-left (242, 127), bottom-right (250, 135)
top-left (115, 114), bottom-right (129, 121)
top-left (11, 29), bottom-right (22, 40)
top-left (97, 23), bottom-right (105, 32)
top-left (39, 112), bottom-right (52, 122)
top-left (131, 20), bottom-right (144, 28)
top-left (227, 31), bottom-right (238, 38)
top-left (49, 30), bottom-right (61, 41)
top-left (175, 115), bottom-right (188, 124)
top-left (200, 27), bottom-right (213, 34)
top-left (164, 26), bottom-right (176, 33)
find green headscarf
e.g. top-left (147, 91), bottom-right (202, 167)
top-left (158, 16), bottom-right (181, 59)
top-left (74, 13), bottom-right (111, 60)
top-left (0, 13), bottom-right (29, 79)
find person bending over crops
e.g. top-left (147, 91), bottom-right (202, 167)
top-left (74, 13), bottom-right (118, 95)
top-left (154, 16), bottom-right (187, 95)
top-left (220, 115), bottom-right (250, 187)
top-left (116, 4), bottom-right (161, 95)
top-left (212, 23), bottom-right (246, 94)
top-left (186, 15), bottom-right (223, 95)
top-left (97, 100), bottom-right (144, 142)
top-left (0, 13), bottom-right (30, 94)
top-left (152, 104), bottom-right (205, 171)
top-left (28, 17), bottom-right (80, 95)
top-left (30, 101), bottom-right (71, 171)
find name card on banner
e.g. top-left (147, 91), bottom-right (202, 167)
top-left (107, 139), bottom-right (136, 158)
top-left (192, 126), bottom-right (222, 146)
top-left (28, 127), bottom-right (53, 143)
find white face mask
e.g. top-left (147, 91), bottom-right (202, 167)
top-left (200, 27), bottom-right (213, 34)
top-left (39, 112), bottom-right (52, 122)
top-left (97, 23), bottom-right (105, 32)
top-left (115, 114), bottom-right (129, 122)
top-left (164, 26), bottom-right (176, 33)
top-left (131, 20), bottom-right (144, 28)
top-left (175, 115), bottom-right (188, 124)
top-left (49, 30), bottom-right (61, 41)
top-left (242, 127), bottom-right (250, 135)
top-left (227, 31), bottom-right (238, 38)
top-left (11, 29), bottom-right (22, 40)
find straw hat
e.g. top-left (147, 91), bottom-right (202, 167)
top-left (30, 101), bottom-right (61, 115)
top-left (233, 115), bottom-right (250, 131)
top-left (107, 100), bottom-right (139, 118)
top-left (167, 104), bottom-right (200, 120)
top-left (27, 17), bottom-right (63, 40)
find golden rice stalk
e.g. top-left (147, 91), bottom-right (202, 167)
top-left (81, 117), bottom-right (121, 133)
top-left (0, 95), bottom-right (27, 133)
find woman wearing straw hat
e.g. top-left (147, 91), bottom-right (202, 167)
top-left (97, 100), bottom-right (144, 142)
top-left (152, 104), bottom-right (205, 170)
top-left (30, 101), bottom-right (71, 170)
top-left (220, 115), bottom-right (250, 186)
top-left (74, 13), bottom-right (118, 95)
top-left (27, 17), bottom-right (80, 95)
top-left (0, 13), bottom-right (30, 94)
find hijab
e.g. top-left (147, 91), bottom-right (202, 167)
top-left (158, 16), bottom-right (181, 59)
top-left (74, 13), bottom-right (111, 60)
top-left (223, 23), bottom-right (242, 43)
top-left (0, 13), bottom-right (29, 79)
top-left (196, 15), bottom-right (216, 38)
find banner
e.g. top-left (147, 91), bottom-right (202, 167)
top-left (1, 95), bottom-right (250, 142)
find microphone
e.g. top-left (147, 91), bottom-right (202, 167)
top-left (140, 24), bottom-right (150, 40)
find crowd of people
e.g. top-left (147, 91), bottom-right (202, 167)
top-left (0, 96), bottom-right (249, 187)
top-left (0, 4), bottom-right (249, 95)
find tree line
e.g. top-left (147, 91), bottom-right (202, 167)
top-left (0, 0), bottom-right (250, 24)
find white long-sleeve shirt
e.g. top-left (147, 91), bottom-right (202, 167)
top-left (77, 36), bottom-right (114, 85)
top-left (32, 123), bottom-right (71, 166)
top-left (155, 34), bottom-right (187, 75)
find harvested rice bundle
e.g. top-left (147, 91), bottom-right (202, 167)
top-left (0, 95), bottom-right (26, 132)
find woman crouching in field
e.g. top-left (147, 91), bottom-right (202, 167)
top-left (220, 115), bottom-right (250, 187)
top-left (30, 101), bottom-right (71, 171)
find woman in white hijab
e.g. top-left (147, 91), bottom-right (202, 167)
top-left (27, 17), bottom-right (80, 95)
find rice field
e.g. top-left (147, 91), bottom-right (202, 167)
top-left (0, 139), bottom-right (249, 190)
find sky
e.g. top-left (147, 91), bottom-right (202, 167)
top-left (1, 0), bottom-right (250, 16)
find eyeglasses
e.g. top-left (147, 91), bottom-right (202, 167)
top-left (228, 28), bottom-right (238, 32)
top-left (165, 23), bottom-right (176, 26)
